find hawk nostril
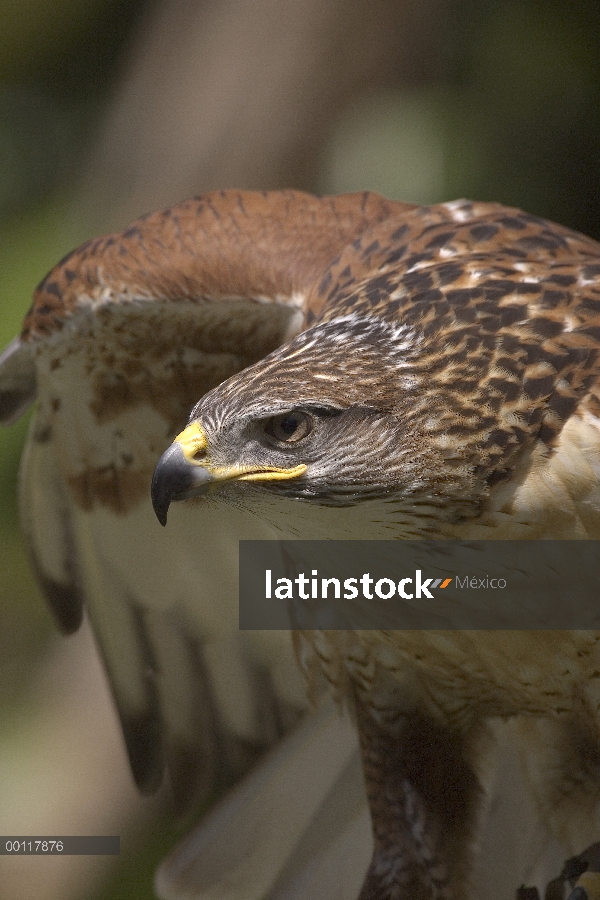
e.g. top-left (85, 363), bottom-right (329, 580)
top-left (193, 449), bottom-right (207, 461)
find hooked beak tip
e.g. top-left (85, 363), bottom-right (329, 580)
top-left (151, 441), bottom-right (213, 526)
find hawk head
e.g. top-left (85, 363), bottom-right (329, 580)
top-left (151, 314), bottom-right (473, 536)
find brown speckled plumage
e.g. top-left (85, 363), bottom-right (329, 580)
top-left (4, 190), bottom-right (600, 900)
top-left (312, 199), bottom-right (600, 476)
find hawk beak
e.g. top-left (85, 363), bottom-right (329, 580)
top-left (151, 440), bottom-right (214, 526)
top-left (151, 421), bottom-right (309, 526)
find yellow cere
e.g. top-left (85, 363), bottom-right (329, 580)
top-left (175, 422), bottom-right (208, 464)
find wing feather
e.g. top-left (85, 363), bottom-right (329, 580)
top-left (141, 609), bottom-right (222, 809)
top-left (18, 411), bottom-right (84, 634)
top-left (67, 505), bottom-right (166, 792)
top-left (0, 337), bottom-right (36, 425)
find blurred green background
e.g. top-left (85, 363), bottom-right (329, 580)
top-left (1, 0), bottom-right (599, 897)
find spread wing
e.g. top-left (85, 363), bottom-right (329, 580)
top-left (0, 189), bottom-right (402, 812)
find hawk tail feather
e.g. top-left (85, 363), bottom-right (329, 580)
top-left (154, 701), bottom-right (371, 900)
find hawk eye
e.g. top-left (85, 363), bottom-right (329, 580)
top-left (267, 411), bottom-right (312, 443)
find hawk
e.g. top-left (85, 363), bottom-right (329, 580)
top-left (3, 190), bottom-right (600, 900)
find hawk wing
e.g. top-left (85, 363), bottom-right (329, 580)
top-left (0, 189), bottom-right (403, 813)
